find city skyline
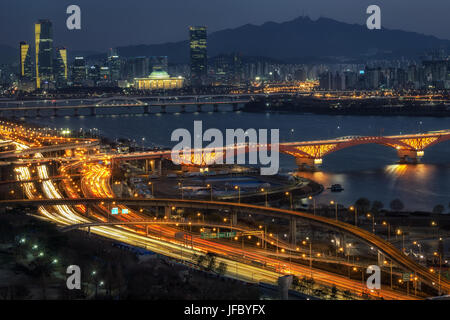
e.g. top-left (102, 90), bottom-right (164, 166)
top-left (0, 1), bottom-right (449, 303)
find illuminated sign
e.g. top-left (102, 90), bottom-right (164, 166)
top-left (121, 209), bottom-right (129, 214)
top-left (201, 232), bottom-right (236, 239)
top-left (111, 207), bottom-right (119, 215)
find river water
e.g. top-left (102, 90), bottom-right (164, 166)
top-left (24, 107), bottom-right (450, 212)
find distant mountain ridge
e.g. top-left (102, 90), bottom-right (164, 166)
top-left (1, 16), bottom-right (449, 65)
top-left (114, 16), bottom-right (450, 63)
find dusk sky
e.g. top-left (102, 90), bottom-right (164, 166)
top-left (1, 0), bottom-right (449, 52)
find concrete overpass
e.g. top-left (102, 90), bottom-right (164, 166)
top-left (0, 98), bottom-right (251, 117)
top-left (1, 197), bottom-right (448, 293)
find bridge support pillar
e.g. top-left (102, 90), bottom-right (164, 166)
top-left (213, 104), bottom-right (218, 112)
top-left (232, 103), bottom-right (238, 111)
top-left (377, 250), bottom-right (385, 266)
top-left (290, 217), bottom-right (297, 246)
top-left (158, 159), bottom-right (162, 176)
top-left (295, 157), bottom-right (319, 171)
top-left (160, 105), bottom-right (166, 113)
top-left (232, 211), bottom-right (238, 226)
top-left (180, 105), bottom-right (186, 113)
top-left (87, 226), bottom-right (91, 236)
top-left (397, 149), bottom-right (422, 164)
top-left (36, 109), bottom-right (40, 117)
top-left (144, 105), bottom-right (149, 114)
top-left (197, 104), bottom-right (202, 113)
top-left (52, 108), bottom-right (57, 117)
top-left (90, 107), bottom-right (96, 116)
top-left (74, 108), bottom-right (79, 116)
top-left (164, 206), bottom-right (171, 219)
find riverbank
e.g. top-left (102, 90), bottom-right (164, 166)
top-left (243, 96), bottom-right (450, 117)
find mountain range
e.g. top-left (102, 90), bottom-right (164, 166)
top-left (114, 16), bottom-right (450, 63)
top-left (1, 16), bottom-right (449, 65)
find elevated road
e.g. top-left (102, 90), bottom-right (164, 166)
top-left (0, 140), bottom-right (100, 159)
top-left (1, 197), bottom-right (448, 293)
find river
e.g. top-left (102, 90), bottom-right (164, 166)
top-left (23, 107), bottom-right (450, 212)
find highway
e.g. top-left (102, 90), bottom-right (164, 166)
top-left (2, 120), bottom-right (445, 299)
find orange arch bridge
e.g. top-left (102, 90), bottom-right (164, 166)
top-left (110, 130), bottom-right (450, 169)
top-left (280, 131), bottom-right (450, 168)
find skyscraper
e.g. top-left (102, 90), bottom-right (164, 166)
top-left (19, 41), bottom-right (33, 82)
top-left (108, 53), bottom-right (121, 82)
top-left (35, 19), bottom-right (53, 89)
top-left (54, 47), bottom-right (68, 87)
top-left (72, 57), bottom-right (87, 86)
top-left (189, 26), bottom-right (207, 86)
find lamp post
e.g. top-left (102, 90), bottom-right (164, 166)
top-left (261, 188), bottom-right (268, 207)
top-left (352, 267), bottom-right (365, 289)
top-left (234, 185), bottom-right (241, 203)
top-left (285, 191), bottom-right (293, 210)
top-left (330, 200), bottom-right (338, 221)
top-left (302, 238), bottom-right (313, 279)
top-left (178, 181), bottom-right (183, 199)
top-left (382, 221), bottom-right (391, 242)
top-left (367, 213), bottom-right (375, 233)
top-left (148, 181), bottom-right (154, 196)
top-left (308, 196), bottom-right (316, 215)
top-left (349, 206), bottom-right (357, 226)
top-left (434, 251), bottom-right (442, 295)
top-left (397, 229), bottom-right (404, 252)
top-left (206, 184), bottom-right (213, 201)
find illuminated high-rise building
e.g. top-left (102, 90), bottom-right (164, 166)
top-left (35, 19), bottom-right (53, 89)
top-left (108, 54), bottom-right (121, 82)
top-left (19, 41), bottom-right (33, 81)
top-left (72, 56), bottom-right (87, 86)
top-left (54, 47), bottom-right (68, 87)
top-left (189, 26), bottom-right (207, 86)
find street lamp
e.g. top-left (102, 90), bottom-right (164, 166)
top-left (382, 221), bottom-right (391, 242)
top-left (330, 200), bottom-right (338, 221)
top-left (206, 184), bottom-right (213, 201)
top-left (302, 238), bottom-right (313, 279)
top-left (397, 229), bottom-right (405, 252)
top-left (178, 181), bottom-right (183, 199)
top-left (349, 206), bottom-right (357, 226)
top-left (261, 188), bottom-right (268, 207)
top-left (148, 181), bottom-right (154, 196)
top-left (352, 266), bottom-right (365, 289)
top-left (285, 191), bottom-right (293, 210)
top-left (234, 185), bottom-right (241, 203)
top-left (366, 213), bottom-right (375, 233)
top-left (434, 251), bottom-right (442, 295)
top-left (308, 196), bottom-right (316, 215)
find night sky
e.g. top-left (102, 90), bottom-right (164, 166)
top-left (1, 0), bottom-right (449, 52)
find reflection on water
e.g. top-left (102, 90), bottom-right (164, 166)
top-left (29, 110), bottom-right (450, 212)
top-left (298, 163), bottom-right (450, 212)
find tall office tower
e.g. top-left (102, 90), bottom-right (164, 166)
top-left (124, 57), bottom-right (149, 80)
top-left (54, 47), bottom-right (68, 87)
top-left (189, 26), bottom-right (207, 86)
top-left (150, 56), bottom-right (168, 73)
top-left (108, 53), bottom-right (121, 82)
top-left (35, 19), bottom-right (53, 89)
top-left (19, 42), bottom-right (33, 81)
top-left (72, 56), bottom-right (87, 86)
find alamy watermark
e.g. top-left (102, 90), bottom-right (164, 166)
top-left (66, 5), bottom-right (81, 30)
top-left (366, 5), bottom-right (381, 30)
top-left (171, 121), bottom-right (280, 175)
top-left (66, 265), bottom-right (81, 290)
